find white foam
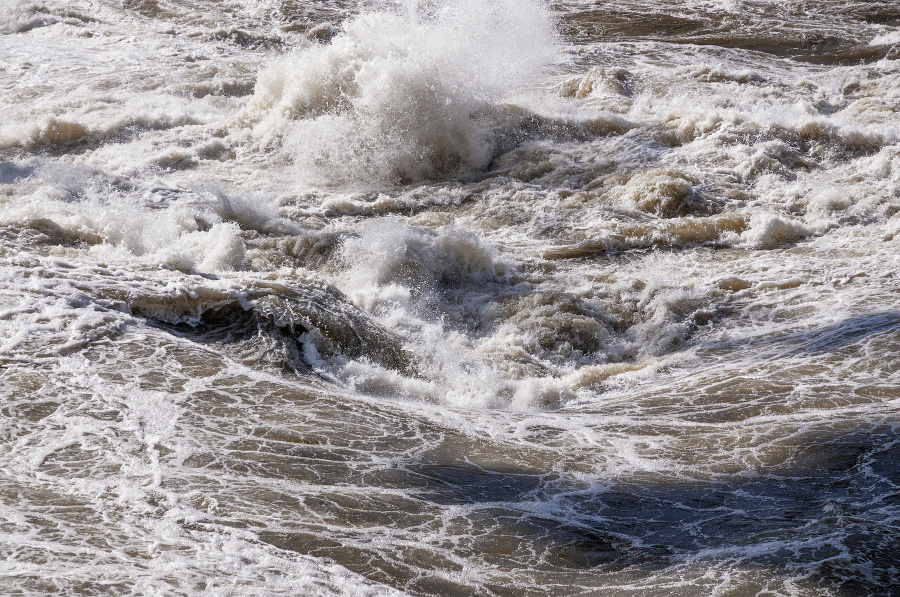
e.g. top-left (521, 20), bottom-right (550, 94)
top-left (339, 219), bottom-right (510, 307)
top-left (870, 30), bottom-right (900, 47)
top-left (739, 212), bottom-right (811, 249)
top-left (329, 220), bottom-right (522, 406)
top-left (0, 0), bottom-right (43, 33)
top-left (237, 0), bottom-right (560, 187)
top-left (0, 165), bottom-right (303, 273)
top-left (4, 1), bottom-right (900, 593)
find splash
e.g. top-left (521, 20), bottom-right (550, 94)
top-left (239, 0), bottom-right (560, 186)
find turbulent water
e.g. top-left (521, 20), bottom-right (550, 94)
top-left (2, 0), bottom-right (900, 594)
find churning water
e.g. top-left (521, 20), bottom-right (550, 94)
top-left (2, 0), bottom-right (900, 594)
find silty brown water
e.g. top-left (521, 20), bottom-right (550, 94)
top-left (1, 0), bottom-right (899, 594)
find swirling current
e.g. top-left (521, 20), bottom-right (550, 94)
top-left (2, 0), bottom-right (900, 595)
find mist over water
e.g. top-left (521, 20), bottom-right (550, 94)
top-left (2, 0), bottom-right (900, 595)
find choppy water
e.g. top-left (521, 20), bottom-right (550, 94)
top-left (2, 0), bottom-right (900, 594)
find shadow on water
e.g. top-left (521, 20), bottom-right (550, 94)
top-left (0, 161), bottom-right (36, 184)
top-left (250, 427), bottom-right (900, 596)
top-left (707, 311), bottom-right (900, 357)
top-left (400, 429), bottom-right (900, 592)
top-left (252, 421), bottom-right (900, 596)
top-left (788, 311), bottom-right (900, 355)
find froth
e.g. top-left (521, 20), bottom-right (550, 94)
top-left (0, 166), bottom-right (292, 274)
top-left (339, 219), bottom-right (511, 310)
top-left (238, 0), bottom-right (559, 187)
top-left (333, 220), bottom-right (570, 408)
top-left (0, 0), bottom-right (43, 33)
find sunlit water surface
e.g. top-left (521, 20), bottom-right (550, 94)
top-left (1, 0), bottom-right (900, 595)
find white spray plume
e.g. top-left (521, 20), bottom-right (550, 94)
top-left (240, 0), bottom-right (560, 186)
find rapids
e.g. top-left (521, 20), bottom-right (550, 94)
top-left (1, 0), bottom-right (899, 595)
